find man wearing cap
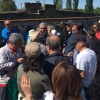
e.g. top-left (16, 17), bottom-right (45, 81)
top-left (71, 34), bottom-right (97, 100)
top-left (17, 42), bottom-right (50, 100)
top-left (61, 20), bottom-right (74, 52)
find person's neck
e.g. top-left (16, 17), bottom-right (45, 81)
top-left (79, 47), bottom-right (87, 52)
top-left (49, 50), bottom-right (59, 55)
top-left (7, 43), bottom-right (16, 51)
top-left (7, 27), bottom-right (11, 31)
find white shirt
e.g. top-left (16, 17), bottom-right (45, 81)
top-left (75, 48), bottom-right (97, 87)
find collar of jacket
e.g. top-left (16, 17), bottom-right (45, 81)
top-left (46, 52), bottom-right (63, 58)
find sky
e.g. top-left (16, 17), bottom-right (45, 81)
top-left (15, 0), bottom-right (100, 9)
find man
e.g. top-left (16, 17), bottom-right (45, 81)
top-left (86, 28), bottom-right (100, 76)
top-left (67, 22), bottom-right (86, 64)
top-left (43, 35), bottom-right (71, 81)
top-left (71, 35), bottom-right (97, 100)
top-left (61, 20), bottom-right (74, 52)
top-left (2, 20), bottom-right (17, 46)
top-left (0, 33), bottom-right (23, 100)
top-left (38, 22), bottom-right (48, 45)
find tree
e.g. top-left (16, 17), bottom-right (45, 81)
top-left (73, 0), bottom-right (79, 11)
top-left (94, 7), bottom-right (100, 14)
top-left (66, 0), bottom-right (72, 10)
top-left (53, 0), bottom-right (63, 10)
top-left (0, 0), bottom-right (17, 12)
top-left (85, 0), bottom-right (93, 12)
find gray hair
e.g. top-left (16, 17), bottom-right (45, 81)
top-left (46, 36), bottom-right (60, 50)
top-left (9, 33), bottom-right (23, 44)
top-left (39, 22), bottom-right (47, 28)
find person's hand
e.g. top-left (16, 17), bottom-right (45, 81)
top-left (67, 52), bottom-right (73, 58)
top-left (20, 74), bottom-right (32, 100)
top-left (17, 58), bottom-right (24, 64)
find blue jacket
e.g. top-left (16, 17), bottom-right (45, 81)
top-left (2, 27), bottom-right (17, 44)
top-left (65, 33), bottom-right (75, 54)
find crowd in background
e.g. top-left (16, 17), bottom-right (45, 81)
top-left (0, 19), bottom-right (100, 100)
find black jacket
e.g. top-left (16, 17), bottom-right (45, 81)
top-left (86, 36), bottom-right (100, 62)
top-left (43, 52), bottom-right (71, 81)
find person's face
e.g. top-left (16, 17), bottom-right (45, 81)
top-left (72, 25), bottom-right (78, 35)
top-left (66, 25), bottom-right (71, 31)
top-left (4, 20), bottom-right (11, 29)
top-left (13, 39), bottom-right (22, 50)
top-left (92, 25), bottom-right (97, 32)
top-left (39, 24), bottom-right (47, 34)
top-left (47, 27), bottom-right (51, 35)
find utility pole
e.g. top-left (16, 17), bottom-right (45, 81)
top-left (20, 3), bottom-right (22, 10)
top-left (43, 0), bottom-right (45, 6)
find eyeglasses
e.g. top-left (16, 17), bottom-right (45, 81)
top-left (5, 24), bottom-right (11, 26)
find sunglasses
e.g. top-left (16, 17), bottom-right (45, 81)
top-left (92, 27), bottom-right (97, 29)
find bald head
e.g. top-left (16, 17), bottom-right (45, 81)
top-left (4, 20), bottom-right (11, 29)
top-left (4, 20), bottom-right (11, 25)
top-left (46, 35), bottom-right (60, 50)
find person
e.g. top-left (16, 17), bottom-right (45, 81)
top-left (88, 73), bottom-right (100, 100)
top-left (43, 35), bottom-right (71, 82)
top-left (23, 26), bottom-right (33, 44)
top-left (17, 42), bottom-right (51, 100)
top-left (20, 61), bottom-right (83, 100)
top-left (61, 20), bottom-right (74, 52)
top-left (38, 22), bottom-right (48, 45)
top-left (47, 25), bottom-right (54, 35)
top-left (86, 29), bottom-right (100, 68)
top-left (71, 34), bottom-right (97, 100)
top-left (0, 33), bottom-right (23, 100)
top-left (92, 22), bottom-right (100, 40)
top-left (28, 30), bottom-right (48, 56)
top-left (20, 75), bottom-right (32, 100)
top-left (1, 20), bottom-right (17, 46)
top-left (68, 22), bottom-right (86, 65)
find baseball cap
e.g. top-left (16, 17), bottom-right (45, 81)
top-left (70, 35), bottom-right (86, 45)
top-left (25, 42), bottom-right (41, 58)
top-left (65, 20), bottom-right (75, 26)
top-left (29, 29), bottom-right (35, 36)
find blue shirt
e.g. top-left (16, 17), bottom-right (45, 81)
top-left (2, 27), bottom-right (17, 43)
top-left (24, 31), bottom-right (29, 44)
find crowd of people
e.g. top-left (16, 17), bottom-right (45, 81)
top-left (0, 19), bottom-right (100, 100)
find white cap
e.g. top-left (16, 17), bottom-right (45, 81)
top-left (29, 29), bottom-right (35, 36)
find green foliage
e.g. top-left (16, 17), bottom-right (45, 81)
top-left (85, 0), bottom-right (93, 12)
top-left (54, 0), bottom-right (63, 10)
top-left (78, 9), bottom-right (85, 12)
top-left (93, 7), bottom-right (100, 14)
top-left (0, 0), bottom-right (17, 12)
top-left (66, 0), bottom-right (72, 10)
top-left (73, 0), bottom-right (79, 11)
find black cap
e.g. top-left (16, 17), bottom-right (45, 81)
top-left (70, 35), bottom-right (86, 45)
top-left (65, 20), bottom-right (75, 26)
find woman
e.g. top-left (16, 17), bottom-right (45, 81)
top-left (20, 61), bottom-right (83, 100)
top-left (92, 22), bottom-right (100, 40)
top-left (17, 42), bottom-right (51, 100)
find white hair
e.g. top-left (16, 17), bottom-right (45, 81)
top-left (39, 22), bottom-right (47, 28)
top-left (9, 33), bottom-right (23, 43)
